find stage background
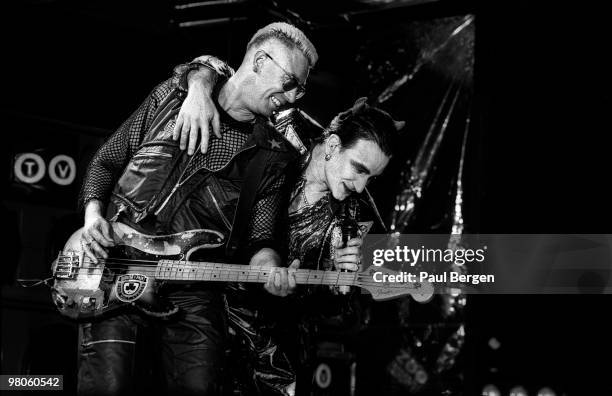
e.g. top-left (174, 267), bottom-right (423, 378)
top-left (2, 1), bottom-right (611, 394)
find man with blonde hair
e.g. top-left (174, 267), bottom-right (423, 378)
top-left (78, 22), bottom-right (317, 395)
top-left (173, 21), bottom-right (317, 155)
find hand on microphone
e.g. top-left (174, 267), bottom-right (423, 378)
top-left (334, 237), bottom-right (362, 272)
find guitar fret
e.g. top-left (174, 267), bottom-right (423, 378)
top-left (156, 262), bottom-right (359, 288)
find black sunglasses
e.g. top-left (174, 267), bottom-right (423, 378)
top-left (262, 51), bottom-right (306, 99)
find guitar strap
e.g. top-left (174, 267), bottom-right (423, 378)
top-left (225, 147), bottom-right (271, 258)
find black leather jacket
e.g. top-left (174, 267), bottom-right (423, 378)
top-left (106, 86), bottom-right (299, 257)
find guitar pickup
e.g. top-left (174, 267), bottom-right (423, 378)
top-left (54, 266), bottom-right (74, 279)
top-left (53, 251), bottom-right (81, 279)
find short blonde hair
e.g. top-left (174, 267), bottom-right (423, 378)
top-left (247, 22), bottom-right (318, 68)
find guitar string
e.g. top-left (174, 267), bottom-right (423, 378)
top-left (59, 257), bottom-right (372, 272)
top-left (57, 257), bottom-right (159, 265)
top-left (59, 256), bottom-right (390, 275)
top-left (56, 259), bottom-right (426, 289)
top-left (58, 261), bottom-right (423, 287)
top-left (61, 270), bottom-right (423, 289)
top-left (59, 261), bottom-right (372, 276)
top-left (59, 259), bottom-right (349, 272)
top-left (60, 262), bottom-right (356, 274)
top-left (66, 267), bottom-right (361, 280)
top-left (61, 262), bottom-right (362, 279)
top-left (61, 264), bottom-right (353, 279)
top-left (57, 257), bottom-right (359, 273)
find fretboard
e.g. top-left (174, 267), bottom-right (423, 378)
top-left (156, 260), bottom-right (360, 286)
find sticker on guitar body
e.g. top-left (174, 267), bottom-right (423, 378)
top-left (115, 274), bottom-right (149, 302)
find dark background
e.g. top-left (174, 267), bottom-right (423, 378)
top-left (2, 0), bottom-right (611, 394)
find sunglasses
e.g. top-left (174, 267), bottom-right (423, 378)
top-left (262, 50), bottom-right (307, 99)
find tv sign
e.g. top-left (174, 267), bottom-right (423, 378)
top-left (13, 153), bottom-right (76, 186)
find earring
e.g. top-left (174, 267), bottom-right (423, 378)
top-left (325, 153), bottom-right (331, 161)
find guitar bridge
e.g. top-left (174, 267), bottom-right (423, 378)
top-left (54, 251), bottom-right (81, 279)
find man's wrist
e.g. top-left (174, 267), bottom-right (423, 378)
top-left (84, 199), bottom-right (105, 221)
top-left (249, 247), bottom-right (281, 267)
top-left (187, 67), bottom-right (217, 92)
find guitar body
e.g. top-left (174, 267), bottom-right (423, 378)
top-left (51, 222), bottom-right (225, 320)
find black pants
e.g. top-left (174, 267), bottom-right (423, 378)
top-left (225, 284), bottom-right (296, 396)
top-left (77, 291), bottom-right (226, 396)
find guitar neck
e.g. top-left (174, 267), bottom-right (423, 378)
top-left (156, 260), bottom-right (360, 287)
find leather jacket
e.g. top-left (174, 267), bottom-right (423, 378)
top-left (107, 86), bottom-right (299, 257)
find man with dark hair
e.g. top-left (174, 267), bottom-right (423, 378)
top-left (78, 22), bottom-right (317, 395)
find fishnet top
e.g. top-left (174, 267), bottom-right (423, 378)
top-left (287, 183), bottom-right (335, 270)
top-left (80, 60), bottom-right (284, 248)
top-left (79, 78), bottom-right (174, 207)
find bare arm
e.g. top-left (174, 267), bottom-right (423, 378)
top-left (172, 56), bottom-right (234, 155)
top-left (81, 199), bottom-right (114, 262)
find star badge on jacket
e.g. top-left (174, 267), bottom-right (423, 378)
top-left (268, 138), bottom-right (282, 149)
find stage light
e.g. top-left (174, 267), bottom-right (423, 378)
top-left (481, 384), bottom-right (501, 396)
top-left (509, 385), bottom-right (528, 396)
top-left (537, 387), bottom-right (556, 396)
top-left (488, 337), bottom-right (501, 350)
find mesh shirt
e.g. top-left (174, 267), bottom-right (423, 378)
top-left (80, 64), bottom-right (284, 248)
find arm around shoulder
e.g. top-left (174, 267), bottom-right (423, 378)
top-left (172, 55), bottom-right (234, 154)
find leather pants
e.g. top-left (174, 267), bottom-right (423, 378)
top-left (77, 290), bottom-right (226, 396)
top-left (77, 286), bottom-right (295, 396)
top-left (225, 283), bottom-right (296, 396)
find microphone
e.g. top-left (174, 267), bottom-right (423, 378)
top-left (338, 202), bottom-right (359, 294)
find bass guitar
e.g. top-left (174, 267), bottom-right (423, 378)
top-left (51, 222), bottom-right (433, 319)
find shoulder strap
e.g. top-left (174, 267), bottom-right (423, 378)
top-left (225, 148), bottom-right (271, 257)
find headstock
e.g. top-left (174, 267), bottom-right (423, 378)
top-left (358, 265), bottom-right (434, 303)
